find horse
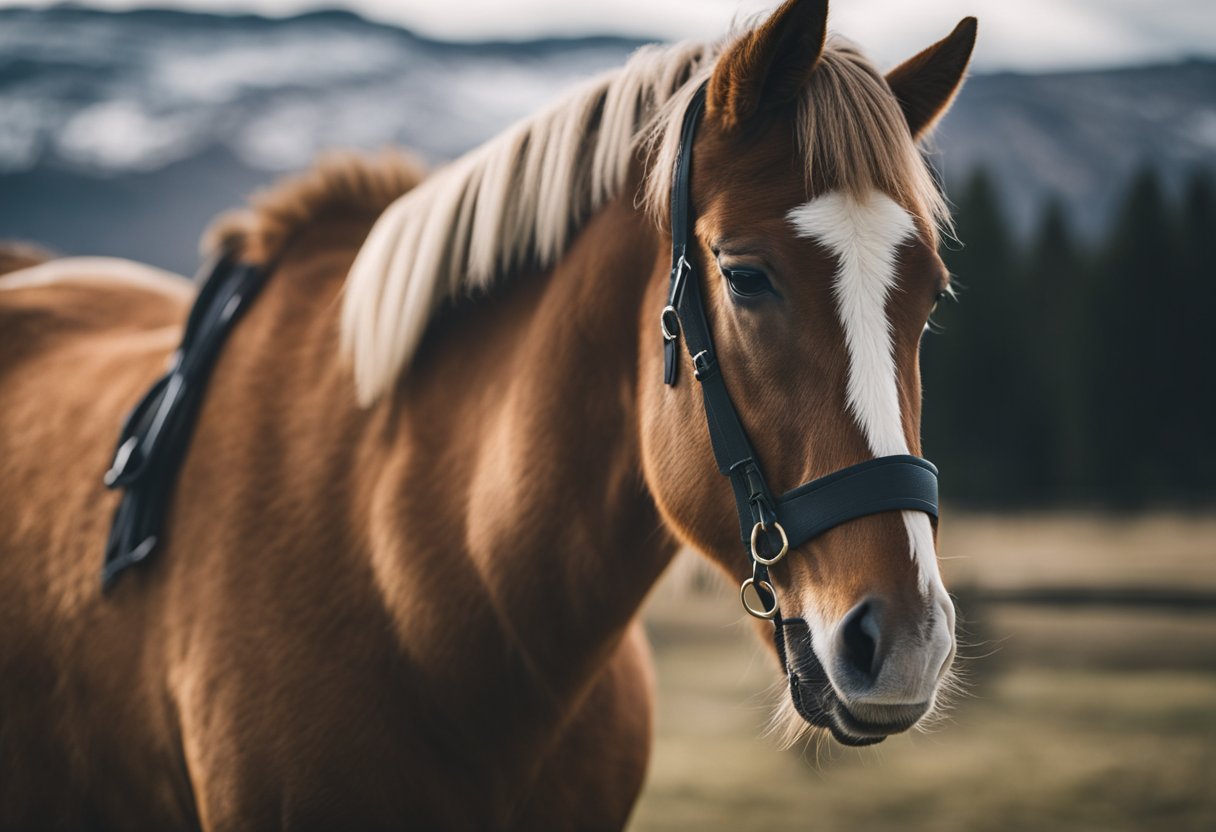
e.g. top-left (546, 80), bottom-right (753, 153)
top-left (0, 1), bottom-right (977, 828)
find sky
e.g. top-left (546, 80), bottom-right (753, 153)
top-left (5, 0), bottom-right (1215, 72)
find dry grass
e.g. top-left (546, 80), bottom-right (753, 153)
top-left (936, 510), bottom-right (1216, 590)
top-left (629, 512), bottom-right (1216, 832)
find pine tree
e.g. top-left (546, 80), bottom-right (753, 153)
top-left (1170, 168), bottom-right (1216, 499)
top-left (921, 168), bottom-right (1024, 502)
top-left (1023, 197), bottom-right (1088, 500)
top-left (1088, 166), bottom-right (1176, 503)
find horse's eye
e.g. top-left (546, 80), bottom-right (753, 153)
top-left (925, 288), bottom-right (951, 335)
top-left (724, 268), bottom-right (774, 299)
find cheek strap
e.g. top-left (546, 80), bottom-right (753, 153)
top-left (661, 83), bottom-right (939, 621)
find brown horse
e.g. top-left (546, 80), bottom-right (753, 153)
top-left (0, 1), bottom-right (977, 828)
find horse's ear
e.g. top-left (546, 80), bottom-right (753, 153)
top-left (707, 0), bottom-right (829, 130)
top-left (886, 17), bottom-right (978, 140)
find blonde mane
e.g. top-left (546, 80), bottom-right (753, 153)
top-left (341, 36), bottom-right (949, 405)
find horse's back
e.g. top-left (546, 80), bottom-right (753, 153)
top-left (0, 257), bottom-right (190, 413)
top-left (0, 241), bottom-right (53, 275)
top-left (0, 257), bottom-right (192, 522)
top-left (0, 256), bottom-right (199, 830)
top-left (0, 254), bottom-right (190, 333)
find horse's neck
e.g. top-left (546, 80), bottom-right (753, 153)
top-left (351, 195), bottom-right (675, 706)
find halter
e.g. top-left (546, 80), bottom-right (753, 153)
top-left (661, 83), bottom-right (940, 620)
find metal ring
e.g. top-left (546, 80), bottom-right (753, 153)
top-left (660, 305), bottom-right (680, 342)
top-left (740, 577), bottom-right (779, 620)
top-left (750, 520), bottom-right (789, 566)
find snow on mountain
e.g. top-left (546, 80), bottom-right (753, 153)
top-left (1, 6), bottom-right (1212, 270)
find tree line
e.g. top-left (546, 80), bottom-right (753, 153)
top-left (921, 166), bottom-right (1216, 508)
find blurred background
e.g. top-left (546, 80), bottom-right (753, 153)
top-left (2, 1), bottom-right (1214, 829)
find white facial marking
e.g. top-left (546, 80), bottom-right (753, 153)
top-left (787, 191), bottom-right (943, 595)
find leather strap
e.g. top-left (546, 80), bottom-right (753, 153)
top-left (663, 86), bottom-right (779, 544)
top-left (776, 455), bottom-right (938, 548)
top-left (101, 254), bottom-right (267, 589)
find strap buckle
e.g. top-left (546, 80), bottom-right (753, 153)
top-left (660, 305), bottom-right (680, 342)
top-left (691, 350), bottom-right (716, 381)
top-left (670, 254), bottom-right (692, 302)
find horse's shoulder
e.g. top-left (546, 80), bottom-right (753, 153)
top-left (516, 622), bottom-right (654, 828)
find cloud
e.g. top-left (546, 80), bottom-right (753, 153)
top-left (5, 0), bottom-right (1214, 71)
top-left (829, 0), bottom-right (1216, 72)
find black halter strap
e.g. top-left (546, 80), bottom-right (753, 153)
top-left (101, 254), bottom-right (268, 589)
top-left (661, 83), bottom-right (939, 620)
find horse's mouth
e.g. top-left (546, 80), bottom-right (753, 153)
top-left (780, 619), bottom-right (923, 747)
top-left (826, 699), bottom-right (925, 744)
top-left (786, 673), bottom-right (890, 747)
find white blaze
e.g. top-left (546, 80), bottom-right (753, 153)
top-left (787, 191), bottom-right (943, 594)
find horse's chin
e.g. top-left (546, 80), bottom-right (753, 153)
top-left (784, 672), bottom-right (890, 747)
top-left (821, 702), bottom-right (893, 747)
top-left (828, 727), bottom-right (886, 747)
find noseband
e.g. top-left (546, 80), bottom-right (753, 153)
top-left (661, 83), bottom-right (940, 621)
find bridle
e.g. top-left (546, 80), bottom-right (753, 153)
top-left (660, 82), bottom-right (940, 622)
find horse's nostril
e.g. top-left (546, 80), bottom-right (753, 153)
top-left (839, 599), bottom-right (883, 682)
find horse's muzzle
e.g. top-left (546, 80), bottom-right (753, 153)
top-left (778, 617), bottom-right (942, 746)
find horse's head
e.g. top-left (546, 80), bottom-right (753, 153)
top-left (639, 0), bottom-right (976, 746)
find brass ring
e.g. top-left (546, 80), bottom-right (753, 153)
top-left (740, 577), bottom-right (779, 620)
top-left (750, 520), bottom-right (789, 566)
top-left (661, 305), bottom-right (680, 342)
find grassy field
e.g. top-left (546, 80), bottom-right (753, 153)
top-left (629, 513), bottom-right (1216, 832)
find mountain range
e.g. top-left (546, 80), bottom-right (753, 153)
top-left (1, 5), bottom-right (1213, 273)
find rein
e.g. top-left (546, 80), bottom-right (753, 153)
top-left (659, 83), bottom-right (940, 621)
top-left (101, 254), bottom-right (268, 589)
